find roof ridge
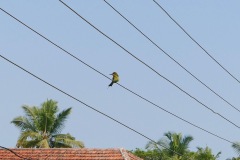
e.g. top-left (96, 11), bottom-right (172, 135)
top-left (119, 148), bottom-right (131, 160)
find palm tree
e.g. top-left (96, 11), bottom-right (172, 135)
top-left (146, 131), bottom-right (193, 158)
top-left (11, 99), bottom-right (84, 148)
top-left (194, 147), bottom-right (221, 160)
top-left (232, 142), bottom-right (240, 156)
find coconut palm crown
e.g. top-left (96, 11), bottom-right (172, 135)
top-left (11, 99), bottom-right (84, 148)
top-left (146, 131), bottom-right (193, 157)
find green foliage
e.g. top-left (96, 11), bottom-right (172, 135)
top-left (146, 131), bottom-right (193, 158)
top-left (131, 148), bottom-right (162, 160)
top-left (11, 99), bottom-right (84, 148)
top-left (134, 132), bottom-right (221, 160)
top-left (193, 147), bottom-right (221, 160)
top-left (131, 148), bottom-right (195, 160)
top-left (232, 142), bottom-right (240, 156)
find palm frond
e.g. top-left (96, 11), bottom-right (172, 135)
top-left (182, 135), bottom-right (193, 147)
top-left (22, 105), bottom-right (40, 128)
top-left (145, 137), bottom-right (169, 151)
top-left (11, 116), bottom-right (37, 132)
top-left (20, 130), bottom-right (40, 139)
top-left (38, 100), bottom-right (60, 133)
top-left (53, 133), bottom-right (84, 148)
top-left (54, 135), bottom-right (84, 148)
top-left (51, 108), bottom-right (72, 134)
top-left (215, 151), bottom-right (221, 159)
top-left (22, 105), bottom-right (38, 119)
top-left (232, 142), bottom-right (240, 156)
top-left (164, 132), bottom-right (173, 141)
top-left (53, 133), bottom-right (74, 139)
top-left (41, 99), bottom-right (58, 116)
top-left (21, 139), bottom-right (41, 148)
top-left (36, 100), bottom-right (58, 132)
top-left (16, 131), bottom-right (41, 148)
top-left (179, 135), bottom-right (193, 153)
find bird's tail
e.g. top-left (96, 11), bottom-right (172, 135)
top-left (108, 82), bottom-right (114, 87)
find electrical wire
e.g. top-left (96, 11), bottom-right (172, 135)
top-left (57, 1), bottom-right (240, 130)
top-left (0, 54), bottom-right (188, 159)
top-left (103, 0), bottom-right (240, 113)
top-left (0, 145), bottom-right (29, 160)
top-left (152, 0), bottom-right (240, 84)
top-left (0, 7), bottom-right (236, 146)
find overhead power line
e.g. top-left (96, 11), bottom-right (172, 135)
top-left (0, 145), bottom-right (29, 160)
top-left (152, 0), bottom-right (240, 84)
top-left (103, 0), bottom-right (240, 114)
top-left (57, 1), bottom-right (240, 130)
top-left (0, 7), bottom-right (235, 145)
top-left (0, 54), bottom-right (187, 159)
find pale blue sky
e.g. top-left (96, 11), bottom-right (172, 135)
top-left (1, 1), bottom-right (240, 159)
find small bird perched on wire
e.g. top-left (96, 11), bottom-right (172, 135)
top-left (109, 72), bottom-right (119, 87)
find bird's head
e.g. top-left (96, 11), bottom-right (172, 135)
top-left (110, 72), bottom-right (118, 75)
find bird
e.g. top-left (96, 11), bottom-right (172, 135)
top-left (109, 72), bottom-right (119, 87)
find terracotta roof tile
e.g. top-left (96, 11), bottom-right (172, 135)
top-left (0, 148), bottom-right (143, 160)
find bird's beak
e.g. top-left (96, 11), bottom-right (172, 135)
top-left (110, 73), bottom-right (113, 75)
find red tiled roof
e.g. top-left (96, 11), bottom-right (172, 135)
top-left (0, 148), bottom-right (143, 160)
